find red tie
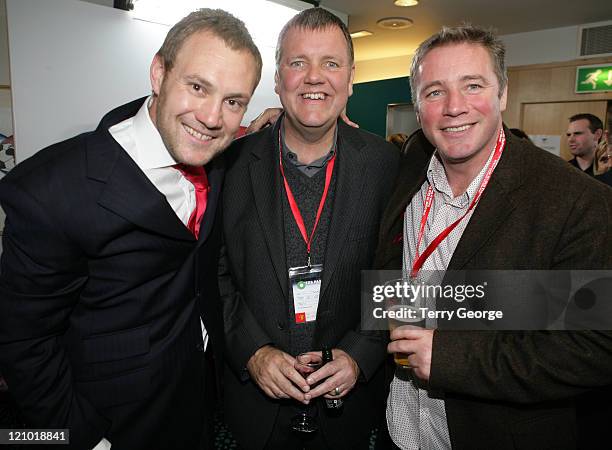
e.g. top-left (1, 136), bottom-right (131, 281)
top-left (175, 164), bottom-right (209, 239)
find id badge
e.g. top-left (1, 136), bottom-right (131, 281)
top-left (289, 264), bottom-right (323, 324)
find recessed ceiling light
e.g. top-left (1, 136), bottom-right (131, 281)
top-left (350, 30), bottom-right (373, 39)
top-left (376, 17), bottom-right (414, 30)
top-left (394, 0), bottom-right (419, 6)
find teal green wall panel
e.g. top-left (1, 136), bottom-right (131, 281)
top-left (347, 76), bottom-right (413, 138)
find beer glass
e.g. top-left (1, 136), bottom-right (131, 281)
top-left (384, 278), bottom-right (423, 368)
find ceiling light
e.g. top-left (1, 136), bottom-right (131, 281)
top-left (376, 17), bottom-right (414, 30)
top-left (394, 0), bottom-right (419, 6)
top-left (350, 30), bottom-right (373, 39)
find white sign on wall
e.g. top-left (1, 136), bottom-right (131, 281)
top-left (531, 135), bottom-right (562, 156)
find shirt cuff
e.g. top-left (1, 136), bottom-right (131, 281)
top-left (92, 438), bottom-right (111, 450)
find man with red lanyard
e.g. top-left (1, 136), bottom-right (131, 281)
top-left (219, 7), bottom-right (399, 450)
top-left (375, 25), bottom-right (612, 449)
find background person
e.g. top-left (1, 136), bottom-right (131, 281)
top-left (387, 133), bottom-right (409, 150)
top-left (594, 130), bottom-right (612, 186)
top-left (566, 113), bottom-right (604, 176)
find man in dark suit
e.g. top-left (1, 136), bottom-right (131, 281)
top-left (376, 25), bottom-right (612, 449)
top-left (220, 8), bottom-right (398, 450)
top-left (0, 9), bottom-right (262, 450)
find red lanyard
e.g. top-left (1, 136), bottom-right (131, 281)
top-left (278, 132), bottom-right (336, 266)
top-left (410, 128), bottom-right (506, 279)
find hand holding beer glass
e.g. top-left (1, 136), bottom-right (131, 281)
top-left (384, 278), bottom-right (424, 368)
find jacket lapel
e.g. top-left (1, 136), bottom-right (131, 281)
top-left (249, 123), bottom-right (288, 297)
top-left (86, 99), bottom-right (194, 241)
top-left (320, 122), bottom-right (366, 298)
top-left (448, 131), bottom-right (524, 270)
top-left (374, 131), bottom-right (432, 270)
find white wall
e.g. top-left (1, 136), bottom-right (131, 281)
top-left (501, 25), bottom-right (579, 67)
top-left (0, 0), bottom-right (9, 86)
top-left (0, 0), bottom-right (11, 136)
top-left (7, 0), bottom-right (165, 162)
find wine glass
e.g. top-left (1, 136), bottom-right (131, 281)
top-left (290, 352), bottom-right (322, 433)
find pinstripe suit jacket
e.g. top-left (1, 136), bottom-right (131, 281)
top-left (0, 98), bottom-right (224, 450)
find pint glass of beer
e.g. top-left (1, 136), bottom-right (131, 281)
top-left (383, 278), bottom-right (423, 368)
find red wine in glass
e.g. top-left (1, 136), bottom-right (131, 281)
top-left (291, 353), bottom-right (322, 433)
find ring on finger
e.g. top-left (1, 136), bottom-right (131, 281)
top-left (331, 387), bottom-right (341, 396)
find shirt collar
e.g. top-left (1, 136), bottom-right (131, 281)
top-left (132, 96), bottom-right (178, 169)
top-left (280, 122), bottom-right (337, 168)
top-left (426, 145), bottom-right (497, 207)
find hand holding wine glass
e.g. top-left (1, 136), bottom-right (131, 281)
top-left (246, 345), bottom-right (309, 402)
top-left (291, 352), bottom-right (323, 433)
top-left (299, 348), bottom-right (359, 402)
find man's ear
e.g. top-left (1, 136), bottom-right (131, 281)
top-left (274, 70), bottom-right (280, 96)
top-left (150, 54), bottom-right (166, 96)
top-left (499, 84), bottom-right (508, 112)
top-left (348, 64), bottom-right (355, 97)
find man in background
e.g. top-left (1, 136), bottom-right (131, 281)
top-left (0, 9), bottom-right (261, 450)
top-left (566, 113), bottom-right (604, 176)
top-left (220, 7), bottom-right (398, 450)
top-left (376, 25), bottom-right (612, 449)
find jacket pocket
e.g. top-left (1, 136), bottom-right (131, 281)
top-left (76, 366), bottom-right (151, 408)
top-left (81, 324), bottom-right (150, 364)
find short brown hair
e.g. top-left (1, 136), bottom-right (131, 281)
top-left (410, 24), bottom-right (507, 107)
top-left (275, 8), bottom-right (353, 67)
top-left (157, 8), bottom-right (263, 86)
top-left (569, 113), bottom-right (603, 134)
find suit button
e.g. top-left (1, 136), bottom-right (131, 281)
top-left (196, 342), bottom-right (205, 352)
top-left (277, 322), bottom-right (285, 330)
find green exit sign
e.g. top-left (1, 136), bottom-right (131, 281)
top-left (576, 64), bottom-right (612, 93)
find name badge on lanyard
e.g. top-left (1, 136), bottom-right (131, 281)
top-left (289, 264), bottom-right (323, 323)
top-left (278, 130), bottom-right (336, 325)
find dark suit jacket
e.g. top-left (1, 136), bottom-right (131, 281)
top-left (375, 128), bottom-right (612, 450)
top-left (0, 98), bottom-right (224, 450)
top-left (219, 119), bottom-right (399, 449)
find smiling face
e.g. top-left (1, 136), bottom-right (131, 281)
top-left (413, 42), bottom-right (507, 171)
top-left (275, 25), bottom-right (354, 138)
top-left (149, 30), bottom-right (258, 166)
